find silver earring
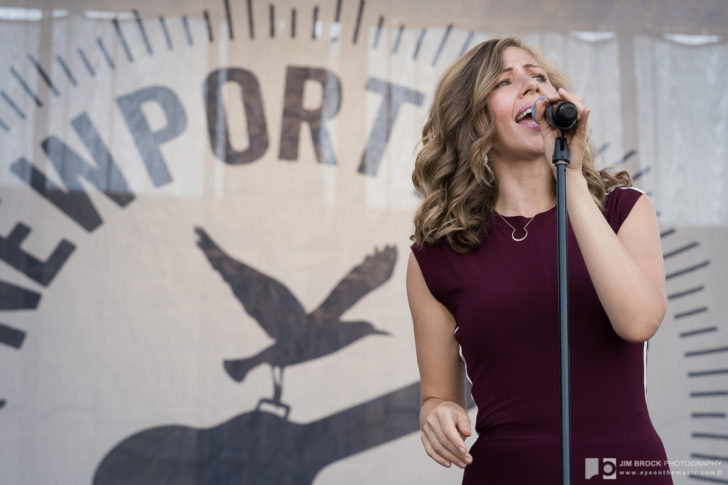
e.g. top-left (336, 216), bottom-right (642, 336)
top-left (485, 153), bottom-right (490, 166)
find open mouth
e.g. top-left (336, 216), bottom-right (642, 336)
top-left (516, 106), bottom-right (534, 122)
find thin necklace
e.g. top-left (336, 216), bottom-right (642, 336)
top-left (496, 212), bottom-right (536, 242)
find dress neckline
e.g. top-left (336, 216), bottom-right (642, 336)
top-left (494, 203), bottom-right (557, 223)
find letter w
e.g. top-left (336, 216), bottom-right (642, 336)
top-left (10, 112), bottom-right (135, 232)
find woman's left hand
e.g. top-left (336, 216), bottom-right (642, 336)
top-left (532, 87), bottom-right (591, 178)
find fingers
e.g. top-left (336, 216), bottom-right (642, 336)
top-left (543, 88), bottom-right (590, 144)
top-left (544, 91), bottom-right (561, 104)
top-left (442, 411), bottom-right (468, 453)
top-left (556, 87), bottom-right (584, 116)
top-left (422, 431), bottom-right (470, 468)
top-left (457, 415), bottom-right (472, 437)
top-left (551, 89), bottom-right (590, 172)
top-left (531, 88), bottom-right (589, 175)
top-left (574, 107), bottom-right (591, 143)
top-left (539, 88), bottom-right (585, 123)
top-left (534, 91), bottom-right (561, 137)
top-left (421, 435), bottom-right (452, 467)
top-left (421, 403), bottom-right (473, 468)
top-left (555, 88), bottom-right (588, 133)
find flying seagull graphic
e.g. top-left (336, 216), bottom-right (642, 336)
top-left (194, 228), bottom-right (395, 417)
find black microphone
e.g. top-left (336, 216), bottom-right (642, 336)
top-left (532, 99), bottom-right (578, 130)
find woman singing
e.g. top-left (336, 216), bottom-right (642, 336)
top-left (406, 37), bottom-right (672, 483)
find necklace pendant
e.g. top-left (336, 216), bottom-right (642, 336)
top-left (497, 212), bottom-right (535, 242)
top-left (511, 228), bottom-right (528, 242)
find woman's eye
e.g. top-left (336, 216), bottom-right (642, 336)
top-left (534, 74), bottom-right (546, 82)
top-left (496, 79), bottom-right (510, 88)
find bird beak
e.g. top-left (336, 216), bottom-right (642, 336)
top-left (375, 329), bottom-right (391, 336)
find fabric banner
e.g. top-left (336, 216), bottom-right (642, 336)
top-left (0, 0), bottom-right (726, 483)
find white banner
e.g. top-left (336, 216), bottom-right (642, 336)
top-left (0, 1), bottom-right (726, 483)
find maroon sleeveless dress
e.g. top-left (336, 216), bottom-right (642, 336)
top-left (410, 187), bottom-right (672, 484)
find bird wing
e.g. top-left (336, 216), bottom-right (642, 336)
top-left (309, 245), bottom-right (397, 325)
top-left (195, 227), bottom-right (307, 340)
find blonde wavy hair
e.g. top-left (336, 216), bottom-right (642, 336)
top-left (410, 36), bottom-right (632, 254)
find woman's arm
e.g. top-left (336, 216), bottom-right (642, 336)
top-left (535, 88), bottom-right (666, 343)
top-left (406, 250), bottom-right (473, 468)
top-left (566, 174), bottom-right (667, 343)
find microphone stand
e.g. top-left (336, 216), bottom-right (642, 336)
top-left (553, 131), bottom-right (572, 485)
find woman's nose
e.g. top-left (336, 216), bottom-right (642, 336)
top-left (521, 77), bottom-right (539, 97)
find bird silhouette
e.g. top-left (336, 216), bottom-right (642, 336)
top-left (194, 227), bottom-right (395, 417)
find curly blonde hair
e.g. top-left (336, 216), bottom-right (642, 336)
top-left (410, 36), bottom-right (631, 254)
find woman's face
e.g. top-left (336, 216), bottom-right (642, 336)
top-left (487, 46), bottom-right (558, 162)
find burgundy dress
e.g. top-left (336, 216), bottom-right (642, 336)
top-left (410, 187), bottom-right (672, 484)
